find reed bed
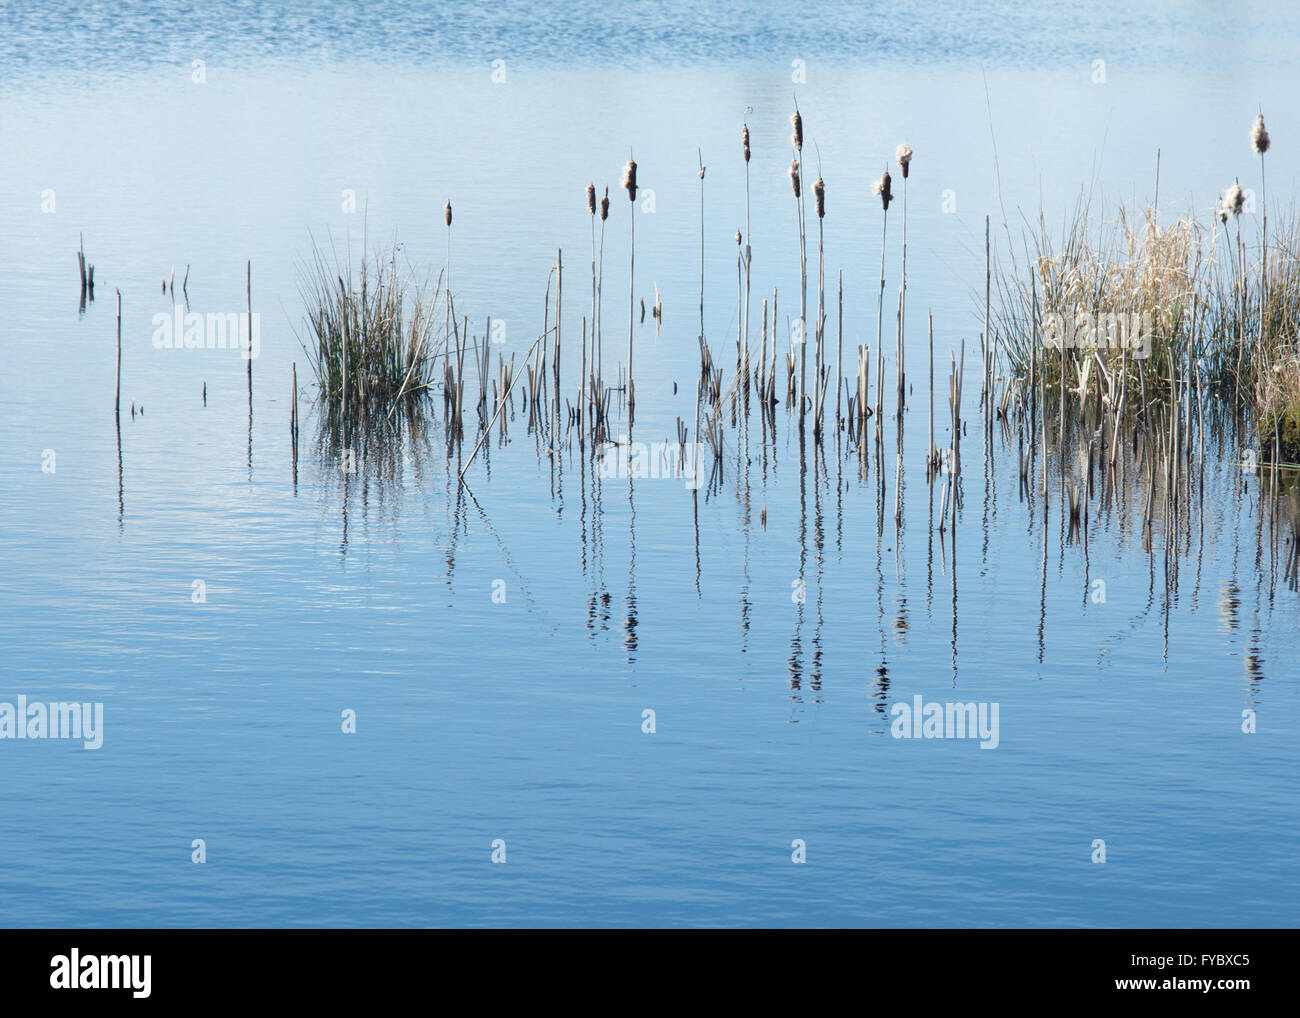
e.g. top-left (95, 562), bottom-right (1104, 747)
top-left (298, 236), bottom-right (443, 420)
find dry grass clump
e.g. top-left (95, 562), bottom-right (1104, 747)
top-left (995, 195), bottom-right (1202, 402)
top-left (298, 234), bottom-right (442, 417)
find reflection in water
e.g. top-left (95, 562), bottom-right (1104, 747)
top-left (295, 279), bottom-right (1300, 711)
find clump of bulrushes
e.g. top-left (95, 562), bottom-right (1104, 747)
top-left (298, 236), bottom-right (442, 418)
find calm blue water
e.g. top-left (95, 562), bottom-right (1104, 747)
top-left (0, 1), bottom-right (1297, 928)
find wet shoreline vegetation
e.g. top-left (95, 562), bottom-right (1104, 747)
top-left (263, 107), bottom-right (1299, 607)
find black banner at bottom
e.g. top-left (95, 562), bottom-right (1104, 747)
top-left (0, 929), bottom-right (1287, 1005)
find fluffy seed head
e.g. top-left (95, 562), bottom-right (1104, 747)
top-left (600, 186), bottom-right (610, 221)
top-left (586, 184), bottom-right (596, 215)
top-left (622, 160), bottom-right (638, 202)
top-left (791, 110), bottom-right (803, 151)
top-left (1252, 113), bottom-right (1270, 155)
top-left (814, 177), bottom-right (825, 218)
top-left (789, 158), bottom-right (801, 197)
top-left (444, 200), bottom-right (452, 227)
top-left (896, 143), bottom-right (913, 178)
top-left (742, 123), bottom-right (751, 163)
top-left (1225, 182), bottom-right (1245, 216)
top-left (735, 230), bottom-right (742, 245)
top-left (873, 170), bottom-right (893, 210)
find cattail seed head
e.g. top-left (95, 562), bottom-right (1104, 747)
top-left (1225, 182), bottom-right (1245, 217)
top-left (742, 123), bottom-right (751, 163)
top-left (789, 158), bottom-right (801, 197)
top-left (735, 230), bottom-right (742, 245)
top-left (600, 186), bottom-right (610, 221)
top-left (873, 170), bottom-right (893, 210)
top-left (896, 143), bottom-right (913, 178)
top-left (622, 160), bottom-right (638, 202)
top-left (791, 110), bottom-right (803, 151)
top-left (814, 177), bottom-right (825, 218)
top-left (586, 184), bottom-right (596, 215)
top-left (444, 200), bottom-right (452, 227)
top-left (1252, 113), bottom-right (1270, 155)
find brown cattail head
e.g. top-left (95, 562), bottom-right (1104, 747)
top-left (1252, 112), bottom-right (1270, 155)
top-left (1225, 181), bottom-right (1245, 217)
top-left (791, 110), bottom-right (803, 151)
top-left (742, 123), bottom-right (751, 163)
top-left (586, 184), bottom-right (596, 215)
top-left (700, 164), bottom-right (706, 180)
top-left (623, 160), bottom-right (638, 202)
top-left (600, 186), bottom-right (610, 221)
top-left (872, 170), bottom-right (893, 210)
top-left (789, 158), bottom-right (801, 197)
top-left (735, 230), bottom-right (742, 245)
top-left (896, 143), bottom-right (913, 178)
top-left (814, 177), bottom-right (825, 218)
top-left (444, 200), bottom-right (452, 226)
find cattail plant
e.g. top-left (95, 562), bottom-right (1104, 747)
top-left (623, 158), bottom-right (638, 417)
top-left (444, 200), bottom-right (453, 352)
top-left (1253, 111), bottom-right (1270, 287)
top-left (1224, 181), bottom-right (1247, 389)
top-left (791, 109), bottom-right (808, 415)
top-left (698, 152), bottom-right (707, 371)
top-left (872, 169), bottom-right (893, 423)
top-left (587, 183), bottom-right (597, 415)
top-left (598, 186), bottom-right (610, 410)
top-left (813, 176), bottom-right (826, 435)
top-left (735, 228), bottom-right (743, 411)
top-left (896, 144), bottom-right (912, 412)
top-left (742, 115), bottom-right (753, 409)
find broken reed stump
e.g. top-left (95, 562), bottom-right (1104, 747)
top-left (246, 260), bottom-right (253, 396)
top-left (78, 233), bottom-right (94, 305)
top-left (114, 289), bottom-right (122, 417)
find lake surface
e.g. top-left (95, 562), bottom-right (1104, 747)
top-left (0, 0), bottom-right (1297, 927)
